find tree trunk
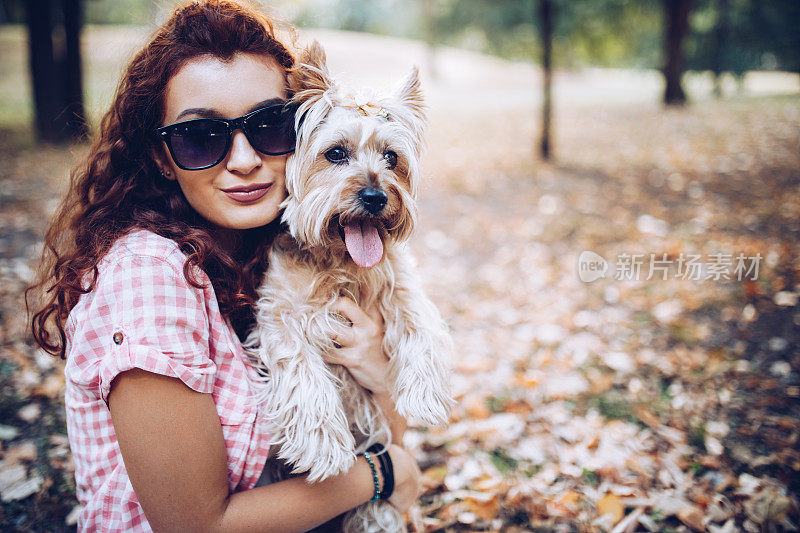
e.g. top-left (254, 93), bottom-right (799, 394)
top-left (25, 0), bottom-right (87, 143)
top-left (662, 0), bottom-right (692, 106)
top-left (26, 0), bottom-right (59, 142)
top-left (539, 0), bottom-right (553, 160)
top-left (60, 0), bottom-right (88, 138)
top-left (422, 0), bottom-right (438, 80)
top-left (711, 0), bottom-right (729, 98)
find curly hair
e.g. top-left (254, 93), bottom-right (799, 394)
top-left (26, 0), bottom-right (297, 358)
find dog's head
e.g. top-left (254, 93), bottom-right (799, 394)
top-left (281, 41), bottom-right (426, 268)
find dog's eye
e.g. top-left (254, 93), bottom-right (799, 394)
top-left (383, 151), bottom-right (397, 170)
top-left (325, 147), bottom-right (349, 164)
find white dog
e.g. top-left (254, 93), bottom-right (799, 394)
top-left (245, 41), bottom-right (453, 532)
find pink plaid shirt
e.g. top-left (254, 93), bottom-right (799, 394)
top-left (64, 228), bottom-right (272, 532)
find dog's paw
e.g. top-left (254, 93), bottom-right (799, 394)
top-left (305, 435), bottom-right (357, 483)
top-left (394, 380), bottom-right (454, 427)
top-left (279, 420), bottom-right (356, 483)
top-left (343, 501), bottom-right (407, 533)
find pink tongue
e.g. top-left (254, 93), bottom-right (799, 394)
top-left (343, 221), bottom-right (383, 268)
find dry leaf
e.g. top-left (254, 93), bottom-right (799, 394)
top-left (421, 465), bottom-right (447, 490)
top-left (463, 492), bottom-right (500, 520)
top-left (597, 492), bottom-right (625, 525)
top-left (677, 505), bottom-right (705, 532)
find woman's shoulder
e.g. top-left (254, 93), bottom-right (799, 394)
top-left (102, 227), bottom-right (188, 272)
top-left (66, 228), bottom-right (208, 333)
top-left (70, 228), bottom-right (206, 320)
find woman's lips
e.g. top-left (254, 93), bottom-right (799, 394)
top-left (222, 183), bottom-right (272, 203)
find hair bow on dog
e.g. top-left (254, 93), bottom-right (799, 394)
top-left (342, 89), bottom-right (390, 120)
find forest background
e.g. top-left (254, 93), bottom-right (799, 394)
top-left (0, 0), bottom-right (798, 531)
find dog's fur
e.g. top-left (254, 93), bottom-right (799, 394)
top-left (244, 42), bottom-right (454, 532)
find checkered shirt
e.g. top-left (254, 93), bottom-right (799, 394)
top-left (64, 228), bottom-right (272, 532)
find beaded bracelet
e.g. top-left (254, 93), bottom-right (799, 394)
top-left (362, 451), bottom-right (381, 503)
top-left (367, 443), bottom-right (395, 500)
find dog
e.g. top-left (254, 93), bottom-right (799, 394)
top-left (244, 41), bottom-right (454, 532)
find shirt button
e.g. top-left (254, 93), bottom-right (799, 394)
top-left (113, 332), bottom-right (124, 345)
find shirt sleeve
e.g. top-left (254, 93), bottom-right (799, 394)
top-left (86, 252), bottom-right (217, 403)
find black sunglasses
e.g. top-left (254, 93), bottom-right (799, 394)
top-left (155, 102), bottom-right (299, 170)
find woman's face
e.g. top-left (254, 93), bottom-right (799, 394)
top-left (157, 53), bottom-right (289, 230)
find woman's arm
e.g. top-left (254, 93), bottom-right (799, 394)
top-left (372, 391), bottom-right (408, 444)
top-left (109, 368), bottom-right (384, 533)
top-left (325, 297), bottom-right (409, 443)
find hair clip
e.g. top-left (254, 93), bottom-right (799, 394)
top-left (340, 90), bottom-right (391, 120)
top-left (350, 103), bottom-right (390, 121)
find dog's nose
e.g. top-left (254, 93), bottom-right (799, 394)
top-left (358, 187), bottom-right (387, 215)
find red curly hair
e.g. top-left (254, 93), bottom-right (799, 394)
top-left (26, 0), bottom-right (297, 358)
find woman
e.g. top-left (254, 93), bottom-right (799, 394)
top-left (26, 1), bottom-right (422, 531)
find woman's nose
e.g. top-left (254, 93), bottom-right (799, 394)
top-left (226, 130), bottom-right (261, 174)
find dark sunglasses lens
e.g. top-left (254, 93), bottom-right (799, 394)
top-left (168, 121), bottom-right (228, 169)
top-left (246, 105), bottom-right (296, 155)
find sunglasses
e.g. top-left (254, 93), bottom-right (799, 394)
top-left (156, 102), bottom-right (299, 170)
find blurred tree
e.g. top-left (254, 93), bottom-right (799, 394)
top-left (662, 0), bottom-right (692, 105)
top-left (540, 0), bottom-right (553, 160)
top-left (554, 0), bottom-right (662, 68)
top-left (710, 0), bottom-right (729, 97)
top-left (25, 0), bottom-right (87, 142)
top-left (3, 0), bottom-right (155, 24)
top-left (422, 0), bottom-right (438, 79)
top-left (83, 0), bottom-right (153, 24)
top-left (683, 0), bottom-right (800, 95)
top-left (686, 0), bottom-right (755, 88)
top-left (284, 0), bottom-right (420, 38)
top-left (753, 0), bottom-right (800, 74)
top-left (426, 0), bottom-right (539, 61)
top-left (0, 0), bottom-right (24, 22)
top-left (265, 0), bottom-right (800, 80)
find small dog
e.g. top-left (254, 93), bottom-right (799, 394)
top-left (244, 41), bottom-right (453, 532)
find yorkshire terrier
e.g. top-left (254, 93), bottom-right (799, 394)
top-left (244, 42), bottom-right (454, 532)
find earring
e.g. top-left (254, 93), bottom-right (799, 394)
top-left (161, 169), bottom-right (171, 178)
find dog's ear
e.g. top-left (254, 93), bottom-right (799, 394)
top-left (393, 66), bottom-right (426, 125)
top-left (288, 40), bottom-right (334, 96)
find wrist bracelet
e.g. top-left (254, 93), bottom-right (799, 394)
top-left (362, 451), bottom-right (381, 503)
top-left (367, 443), bottom-right (395, 500)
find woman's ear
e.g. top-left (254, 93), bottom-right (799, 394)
top-left (149, 147), bottom-right (176, 180)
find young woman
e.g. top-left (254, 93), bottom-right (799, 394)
top-left (27, 1), bottom-right (422, 531)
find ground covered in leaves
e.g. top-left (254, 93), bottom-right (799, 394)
top-left (1, 27), bottom-right (799, 532)
top-left (407, 95), bottom-right (800, 532)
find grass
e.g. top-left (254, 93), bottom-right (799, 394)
top-left (0, 26), bottom-right (31, 128)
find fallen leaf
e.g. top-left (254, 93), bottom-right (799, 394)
top-left (463, 394), bottom-right (492, 419)
top-left (463, 492), bottom-right (500, 519)
top-left (4, 440), bottom-right (37, 463)
top-left (597, 492), bottom-right (625, 525)
top-left (677, 505), bottom-right (705, 531)
top-left (421, 465), bottom-right (447, 490)
top-left (744, 488), bottom-right (792, 524)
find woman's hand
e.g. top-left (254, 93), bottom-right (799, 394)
top-left (323, 297), bottom-right (409, 441)
top-left (323, 297), bottom-right (390, 395)
top-left (386, 444), bottom-right (423, 514)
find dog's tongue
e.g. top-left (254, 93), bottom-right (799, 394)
top-left (343, 221), bottom-right (383, 268)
